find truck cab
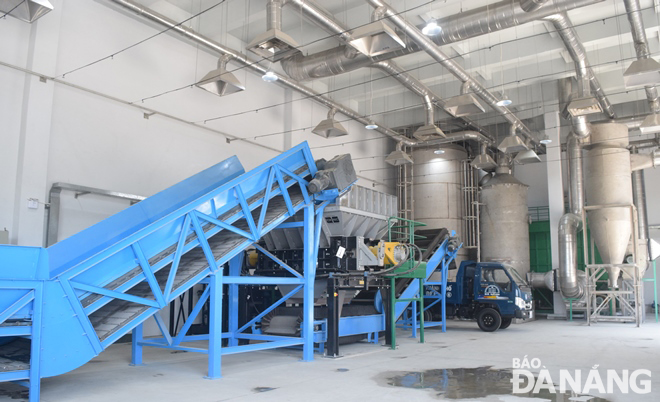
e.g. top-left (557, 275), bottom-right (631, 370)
top-left (445, 261), bottom-right (533, 332)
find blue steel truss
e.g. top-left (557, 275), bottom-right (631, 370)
top-left (0, 142), bottom-right (335, 401)
top-left (396, 232), bottom-right (461, 335)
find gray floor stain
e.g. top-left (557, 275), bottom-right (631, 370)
top-left (252, 387), bottom-right (277, 393)
top-left (379, 366), bottom-right (610, 401)
top-left (336, 368), bottom-right (350, 372)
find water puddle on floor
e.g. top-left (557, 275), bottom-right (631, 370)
top-left (379, 366), bottom-right (610, 401)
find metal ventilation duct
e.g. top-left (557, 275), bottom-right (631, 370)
top-left (622, 0), bottom-right (660, 114)
top-left (281, 0), bottom-right (605, 81)
top-left (544, 13), bottom-right (615, 119)
top-left (312, 108), bottom-right (348, 138)
top-left (365, 0), bottom-right (539, 147)
top-left (444, 83), bottom-right (486, 117)
top-left (247, 0), bottom-right (300, 61)
top-left (514, 149), bottom-right (541, 164)
top-left (1, 0), bottom-right (53, 22)
top-left (498, 125), bottom-right (529, 153)
top-left (109, 0), bottom-right (413, 146)
top-left (196, 56), bottom-right (245, 97)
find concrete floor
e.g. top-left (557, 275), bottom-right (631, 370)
top-left (1, 317), bottom-right (659, 402)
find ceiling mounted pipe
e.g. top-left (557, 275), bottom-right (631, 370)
top-left (371, 61), bottom-right (492, 140)
top-left (520, 0), bottom-right (550, 12)
top-left (107, 0), bottom-right (414, 146)
top-left (365, 0), bottom-right (540, 148)
top-left (281, 0), bottom-right (605, 81)
top-left (544, 13), bottom-right (615, 119)
top-left (247, 0), bottom-right (300, 62)
top-left (622, 0), bottom-right (660, 114)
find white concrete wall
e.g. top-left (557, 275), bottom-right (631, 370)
top-left (1, 0), bottom-right (395, 247)
top-left (1, 0), bottom-right (395, 336)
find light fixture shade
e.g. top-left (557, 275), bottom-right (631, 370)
top-left (422, 21), bottom-right (442, 36)
top-left (539, 134), bottom-right (552, 144)
top-left (312, 119), bottom-right (348, 138)
top-left (496, 98), bottom-right (512, 107)
top-left (196, 67), bottom-right (245, 96)
top-left (639, 113), bottom-right (660, 134)
top-left (262, 71), bottom-right (278, 82)
top-left (566, 97), bottom-right (602, 117)
top-left (444, 93), bottom-right (486, 117)
top-left (385, 150), bottom-right (413, 166)
top-left (0, 0), bottom-right (52, 23)
top-left (348, 21), bottom-right (406, 57)
top-left (413, 124), bottom-right (446, 141)
top-left (471, 153), bottom-right (497, 170)
top-left (514, 149), bottom-right (541, 164)
top-left (498, 134), bottom-right (528, 154)
top-left (623, 58), bottom-right (660, 89)
top-left (247, 29), bottom-right (300, 62)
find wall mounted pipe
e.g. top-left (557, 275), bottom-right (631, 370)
top-left (544, 13), bottom-right (616, 119)
top-left (108, 0), bottom-right (414, 146)
top-left (623, 0), bottom-right (660, 113)
top-left (282, 0), bottom-right (605, 81)
top-left (365, 0), bottom-right (540, 147)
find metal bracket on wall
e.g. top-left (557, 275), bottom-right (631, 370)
top-left (45, 183), bottom-right (146, 247)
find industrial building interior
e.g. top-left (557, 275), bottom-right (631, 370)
top-left (2, 0), bottom-right (660, 401)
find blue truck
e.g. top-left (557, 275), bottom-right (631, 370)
top-left (444, 261), bottom-right (533, 331)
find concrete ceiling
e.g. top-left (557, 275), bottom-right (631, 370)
top-left (148, 0), bottom-right (660, 139)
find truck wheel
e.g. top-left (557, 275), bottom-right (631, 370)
top-left (499, 317), bottom-right (512, 329)
top-left (477, 308), bottom-right (501, 332)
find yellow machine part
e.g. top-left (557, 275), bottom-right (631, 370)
top-left (370, 242), bottom-right (403, 265)
top-left (247, 250), bottom-right (259, 267)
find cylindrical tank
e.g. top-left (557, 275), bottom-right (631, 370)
top-left (480, 165), bottom-right (531, 277)
top-left (584, 123), bottom-right (633, 286)
top-left (412, 145), bottom-right (467, 266)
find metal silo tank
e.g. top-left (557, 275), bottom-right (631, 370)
top-left (480, 166), bottom-right (531, 277)
top-left (412, 145), bottom-right (468, 266)
top-left (584, 123), bottom-right (633, 285)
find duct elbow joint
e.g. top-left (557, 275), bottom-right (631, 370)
top-left (571, 116), bottom-right (590, 138)
top-left (520, 0), bottom-right (548, 12)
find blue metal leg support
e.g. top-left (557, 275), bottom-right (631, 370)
top-left (28, 282), bottom-right (43, 402)
top-left (228, 254), bottom-right (243, 347)
top-left (206, 272), bottom-right (223, 379)
top-left (302, 204), bottom-right (315, 362)
top-left (130, 324), bottom-right (144, 366)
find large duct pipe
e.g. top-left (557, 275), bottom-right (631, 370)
top-left (632, 155), bottom-right (650, 253)
top-left (558, 213), bottom-right (584, 298)
top-left (544, 13), bottom-right (616, 119)
top-left (267, 0), bottom-right (284, 31)
top-left (371, 61), bottom-right (493, 140)
top-left (414, 131), bottom-right (493, 148)
top-left (107, 0), bottom-right (416, 146)
top-left (282, 0), bottom-right (605, 81)
top-left (365, 0), bottom-right (538, 146)
top-left (566, 134), bottom-right (585, 215)
top-left (520, 0), bottom-right (550, 12)
top-left (623, 0), bottom-right (660, 113)
top-left (558, 133), bottom-right (585, 298)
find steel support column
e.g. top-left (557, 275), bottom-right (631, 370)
top-left (302, 204), bottom-right (315, 361)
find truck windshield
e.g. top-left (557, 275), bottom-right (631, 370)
top-left (504, 265), bottom-right (528, 287)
